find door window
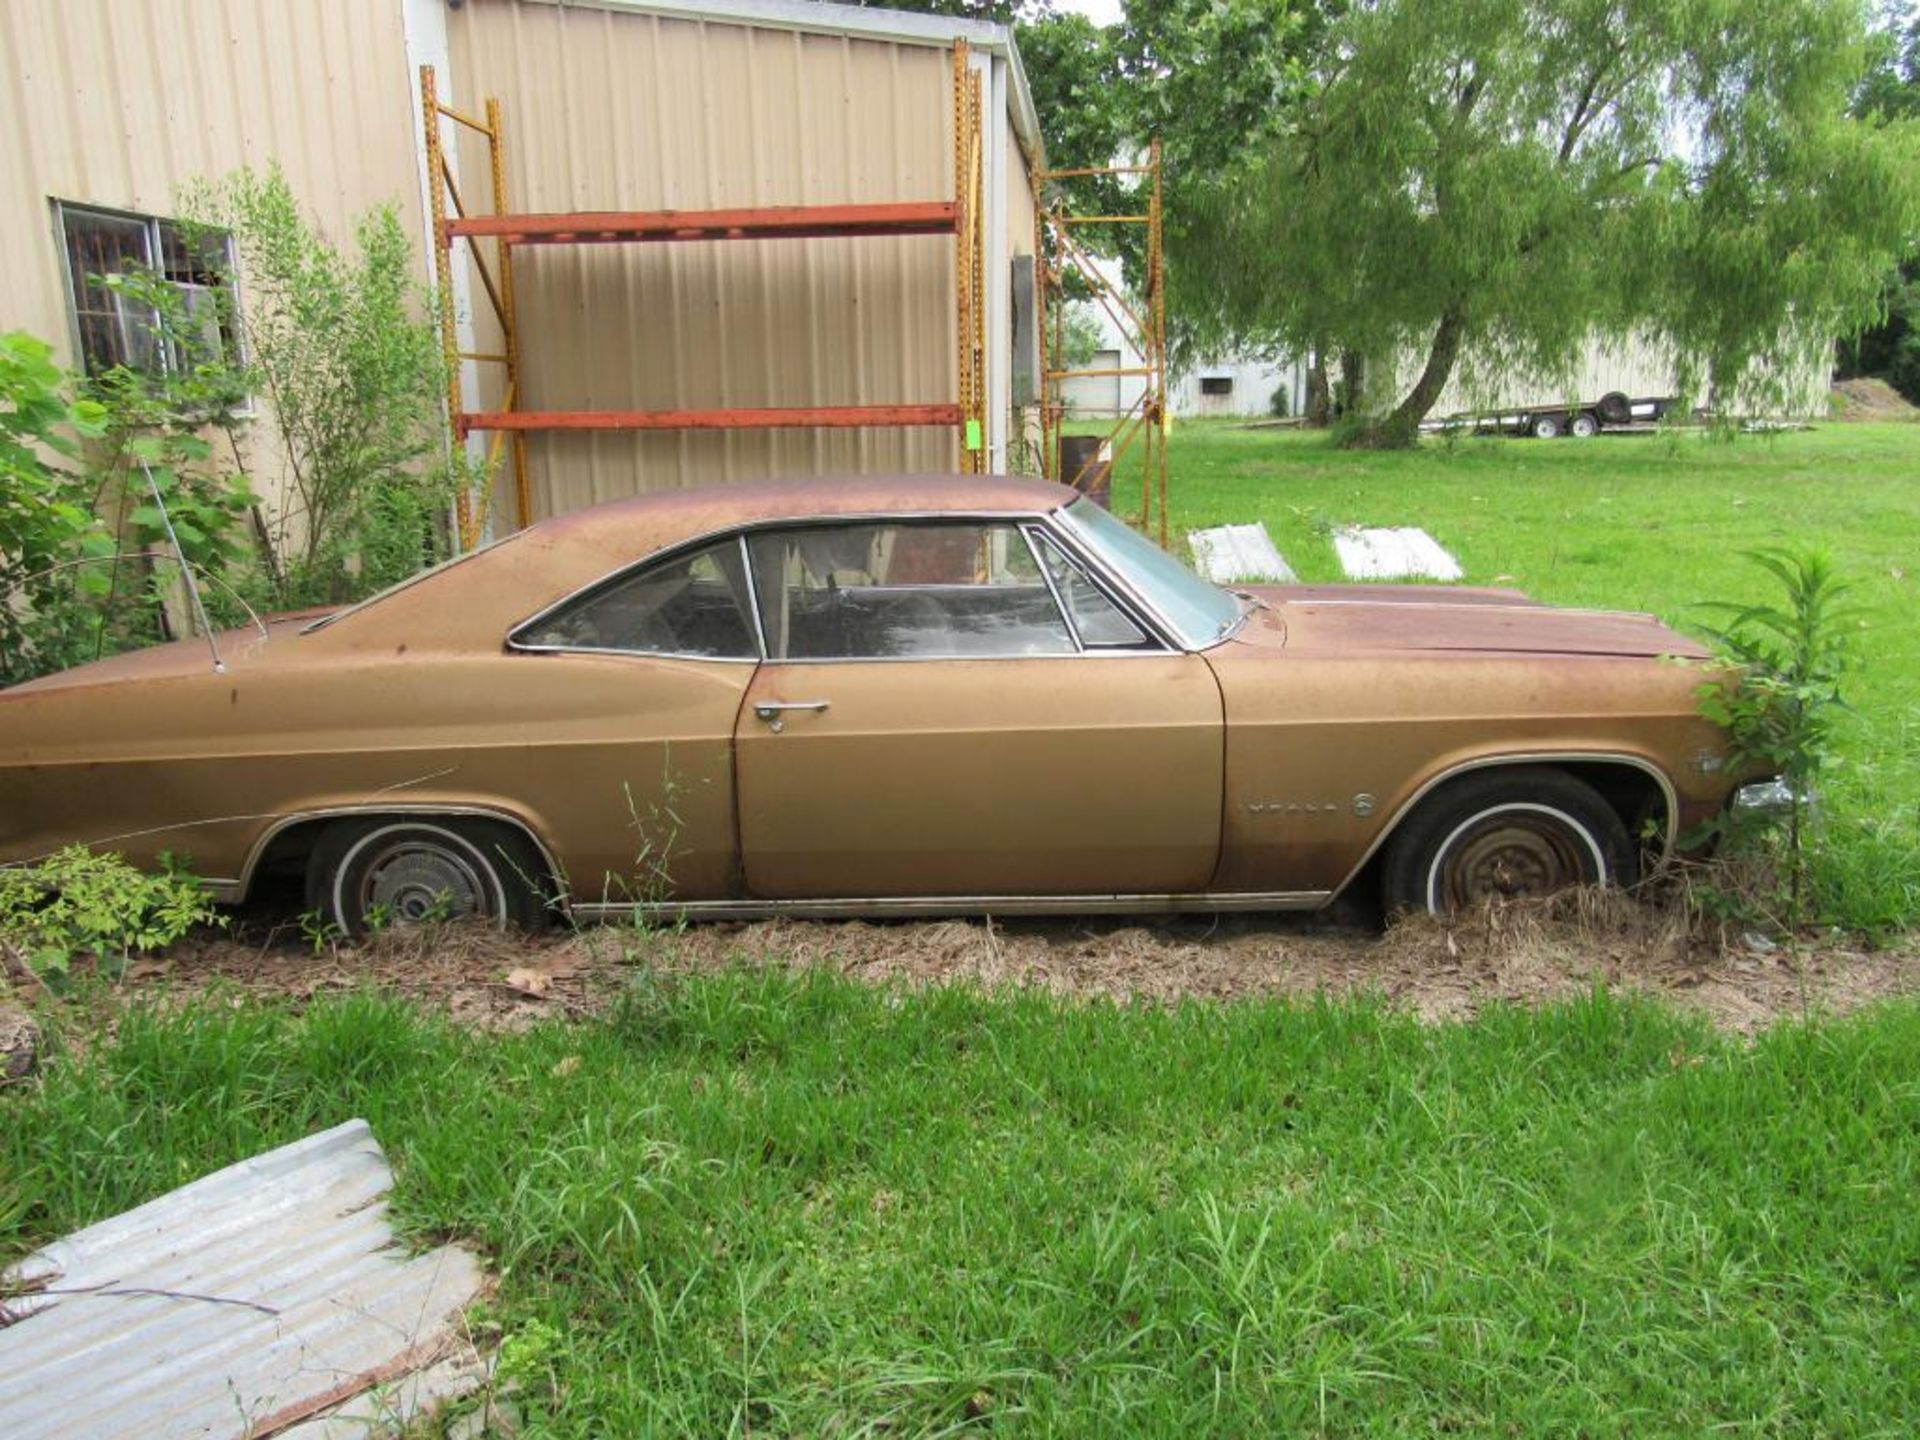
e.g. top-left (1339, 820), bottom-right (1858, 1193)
top-left (747, 522), bottom-right (1074, 660)
top-left (514, 539), bottom-right (758, 658)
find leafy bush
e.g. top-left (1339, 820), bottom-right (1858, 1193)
top-left (1693, 549), bottom-right (1858, 931)
top-left (0, 321), bottom-right (263, 685)
top-left (0, 333), bottom-right (114, 686)
top-left (185, 166), bottom-right (459, 607)
top-left (0, 847), bottom-right (218, 984)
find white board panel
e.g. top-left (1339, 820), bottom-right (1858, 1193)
top-left (1188, 523), bottom-right (1296, 583)
top-left (1333, 526), bottom-right (1463, 581)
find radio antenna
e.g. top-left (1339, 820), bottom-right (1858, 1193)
top-left (136, 457), bottom-right (226, 674)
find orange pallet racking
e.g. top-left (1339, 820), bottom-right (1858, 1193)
top-left (420, 41), bottom-right (987, 545)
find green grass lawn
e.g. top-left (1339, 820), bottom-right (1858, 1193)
top-left (6, 977), bottom-right (1920, 1435)
top-left (1156, 420), bottom-right (1920, 931)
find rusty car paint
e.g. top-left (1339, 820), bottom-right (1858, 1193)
top-left (0, 473), bottom-right (1744, 916)
top-left (735, 654), bottom-right (1222, 897)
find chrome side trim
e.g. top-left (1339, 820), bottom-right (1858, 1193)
top-left (229, 803), bottom-right (563, 905)
top-left (571, 889), bottom-right (1330, 923)
top-left (1328, 750), bottom-right (1680, 900)
top-left (1291, 599), bottom-right (1663, 624)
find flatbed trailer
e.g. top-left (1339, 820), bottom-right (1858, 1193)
top-left (1423, 392), bottom-right (1681, 439)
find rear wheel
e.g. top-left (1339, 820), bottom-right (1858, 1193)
top-left (1569, 411), bottom-right (1600, 439)
top-left (306, 816), bottom-right (550, 936)
top-left (1381, 770), bottom-right (1634, 917)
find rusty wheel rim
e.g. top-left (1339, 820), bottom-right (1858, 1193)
top-left (1437, 812), bottom-right (1593, 910)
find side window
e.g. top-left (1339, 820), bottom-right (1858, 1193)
top-left (514, 539), bottom-right (758, 658)
top-left (1029, 528), bottom-right (1155, 650)
top-left (747, 522), bottom-right (1074, 660)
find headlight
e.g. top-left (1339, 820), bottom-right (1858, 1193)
top-left (1731, 778), bottom-right (1807, 816)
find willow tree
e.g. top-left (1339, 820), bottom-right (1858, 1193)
top-left (1178, 0), bottom-right (1920, 446)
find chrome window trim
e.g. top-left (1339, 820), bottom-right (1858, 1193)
top-left (737, 533), bottom-right (770, 659)
top-left (505, 506), bottom-right (1202, 661)
top-left (740, 517), bottom-right (1081, 663)
top-left (1328, 750), bottom-right (1680, 900)
top-left (1020, 523), bottom-right (1084, 650)
top-left (1037, 511), bottom-right (1206, 653)
top-left (506, 534), bottom-right (762, 663)
top-left (511, 643), bottom-right (762, 666)
top-left (1051, 500), bottom-right (1241, 652)
top-left (1023, 522), bottom-right (1165, 654)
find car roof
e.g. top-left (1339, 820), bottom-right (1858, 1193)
top-left (307, 473), bottom-right (1086, 653)
top-left (529, 472), bottom-right (1079, 550)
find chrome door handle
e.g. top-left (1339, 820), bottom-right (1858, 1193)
top-left (754, 699), bottom-right (830, 732)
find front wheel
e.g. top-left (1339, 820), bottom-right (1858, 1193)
top-left (1569, 411), bottom-right (1600, 439)
top-left (306, 816), bottom-right (551, 936)
top-left (1380, 770), bottom-right (1635, 917)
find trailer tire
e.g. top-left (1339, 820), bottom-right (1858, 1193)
top-left (1531, 413), bottom-right (1564, 439)
top-left (1597, 391), bottom-right (1631, 424)
top-left (1570, 411), bottom-right (1600, 439)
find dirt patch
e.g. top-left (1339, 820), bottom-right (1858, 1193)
top-left (1831, 377), bottom-right (1919, 421)
top-left (132, 896), bottom-right (1919, 1036)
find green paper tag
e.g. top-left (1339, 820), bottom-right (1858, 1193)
top-left (964, 419), bottom-right (983, 451)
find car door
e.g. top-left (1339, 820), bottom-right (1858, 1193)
top-left (733, 518), bottom-right (1223, 900)
top-left (506, 536), bottom-right (761, 905)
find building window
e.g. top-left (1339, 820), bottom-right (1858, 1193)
top-left (54, 201), bottom-right (240, 378)
top-left (1199, 375), bottom-right (1233, 396)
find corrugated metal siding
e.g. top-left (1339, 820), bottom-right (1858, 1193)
top-left (445, 1), bottom-right (964, 519)
top-left (0, 0), bottom-right (423, 526)
top-left (0, 1119), bottom-right (485, 1440)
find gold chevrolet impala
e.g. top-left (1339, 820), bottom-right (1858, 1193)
top-left (0, 475), bottom-right (1768, 932)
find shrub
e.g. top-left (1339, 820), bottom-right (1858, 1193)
top-left (185, 166), bottom-right (460, 608)
top-left (1693, 549), bottom-right (1858, 931)
top-left (0, 847), bottom-right (218, 984)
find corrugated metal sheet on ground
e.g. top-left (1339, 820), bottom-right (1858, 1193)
top-left (1333, 526), bottom-right (1463, 581)
top-left (0, 1119), bottom-right (486, 1440)
top-left (1188, 523), bottom-right (1295, 583)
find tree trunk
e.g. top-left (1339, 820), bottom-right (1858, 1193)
top-left (1345, 303), bottom-right (1467, 449)
top-left (1338, 350), bottom-right (1366, 415)
top-left (1304, 354), bottom-right (1331, 427)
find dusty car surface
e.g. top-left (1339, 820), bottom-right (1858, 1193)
top-left (0, 475), bottom-right (1769, 931)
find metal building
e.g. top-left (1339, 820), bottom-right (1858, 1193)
top-left (1, 0), bottom-right (1044, 541)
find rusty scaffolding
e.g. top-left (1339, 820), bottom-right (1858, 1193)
top-left (1034, 142), bottom-right (1169, 545)
top-left (420, 42), bottom-right (988, 546)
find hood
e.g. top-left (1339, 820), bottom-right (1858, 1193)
top-left (1242, 586), bottom-right (1708, 660)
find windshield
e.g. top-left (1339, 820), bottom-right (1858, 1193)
top-left (1055, 500), bottom-right (1242, 649)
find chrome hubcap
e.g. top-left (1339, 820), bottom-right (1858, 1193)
top-left (359, 842), bottom-right (492, 924)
